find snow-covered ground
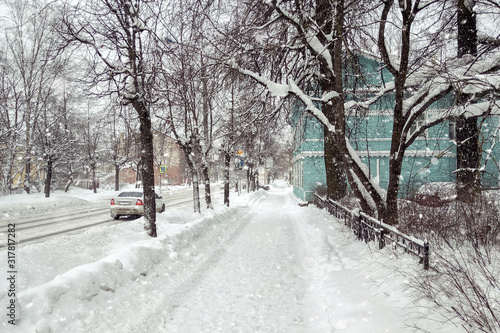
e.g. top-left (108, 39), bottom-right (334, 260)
top-left (1, 181), bottom-right (462, 332)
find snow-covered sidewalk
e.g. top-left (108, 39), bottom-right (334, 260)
top-left (1, 181), bottom-right (457, 332)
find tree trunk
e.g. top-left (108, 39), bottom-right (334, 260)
top-left (376, 2), bottom-right (412, 226)
top-left (135, 101), bottom-right (157, 237)
top-left (251, 169), bottom-right (256, 192)
top-left (91, 164), bottom-right (97, 194)
top-left (202, 161), bottom-right (212, 209)
top-left (253, 168), bottom-right (258, 190)
top-left (457, 0), bottom-right (477, 58)
top-left (324, 127), bottom-right (348, 200)
top-left (193, 174), bottom-right (201, 213)
top-left (200, 55), bottom-right (213, 209)
top-left (64, 178), bottom-right (73, 192)
top-left (24, 159), bottom-right (31, 194)
top-left (316, 0), bottom-right (348, 202)
top-left (246, 167), bottom-right (250, 193)
top-left (24, 106), bottom-right (32, 194)
top-left (115, 163), bottom-right (120, 191)
top-left (203, 174), bottom-right (212, 208)
top-left (383, 75), bottom-right (407, 225)
top-left (135, 163), bottom-right (140, 188)
top-left (3, 143), bottom-right (16, 195)
top-left (456, 0), bottom-right (480, 202)
top-left (456, 116), bottom-right (481, 201)
top-left (385, 154), bottom-right (403, 225)
top-left (44, 158), bottom-right (53, 198)
top-left (201, 153), bottom-right (213, 209)
top-left (183, 148), bottom-right (201, 213)
top-left (224, 151), bottom-right (230, 206)
top-left (64, 165), bottom-right (74, 192)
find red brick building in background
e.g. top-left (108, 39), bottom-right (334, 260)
top-left (119, 130), bottom-right (189, 186)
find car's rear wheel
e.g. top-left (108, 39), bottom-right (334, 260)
top-left (111, 213), bottom-right (120, 220)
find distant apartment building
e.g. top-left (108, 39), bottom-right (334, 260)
top-left (118, 130), bottom-right (189, 187)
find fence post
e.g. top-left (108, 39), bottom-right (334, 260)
top-left (357, 213), bottom-right (363, 240)
top-left (379, 229), bottom-right (385, 249)
top-left (423, 241), bottom-right (430, 270)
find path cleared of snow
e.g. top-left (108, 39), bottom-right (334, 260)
top-left (160, 188), bottom-right (309, 332)
top-left (1, 181), bottom-right (462, 332)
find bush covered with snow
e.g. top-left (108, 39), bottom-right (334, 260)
top-left (399, 190), bottom-right (500, 332)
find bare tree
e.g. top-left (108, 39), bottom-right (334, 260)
top-left (211, 66), bottom-right (281, 205)
top-left (35, 88), bottom-right (78, 197)
top-left (210, 0), bottom-right (379, 212)
top-left (76, 105), bottom-right (106, 194)
top-left (58, 0), bottom-right (175, 236)
top-left (2, 0), bottom-right (64, 194)
top-left (0, 48), bottom-right (23, 195)
top-left (107, 103), bottom-right (136, 191)
top-left (156, 0), bottom-right (223, 211)
top-left (455, 0), bottom-right (481, 202)
top-left (342, 0), bottom-right (498, 223)
top-left (163, 47), bottom-right (206, 213)
top-left (210, 0), bottom-right (499, 225)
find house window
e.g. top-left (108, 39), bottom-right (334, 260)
top-left (293, 161), bottom-right (303, 188)
top-left (299, 161), bottom-right (303, 188)
top-left (449, 121), bottom-right (456, 141)
top-left (409, 112), bottom-right (427, 138)
top-left (294, 116), bottom-right (305, 149)
top-left (293, 163), bottom-right (299, 188)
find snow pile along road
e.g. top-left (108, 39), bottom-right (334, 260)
top-left (1, 181), bottom-right (459, 332)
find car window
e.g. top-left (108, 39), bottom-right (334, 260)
top-left (117, 192), bottom-right (161, 198)
top-left (118, 192), bottom-right (143, 197)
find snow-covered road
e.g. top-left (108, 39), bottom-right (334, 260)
top-left (0, 187), bottom-right (222, 248)
top-left (1, 182), bottom-right (456, 332)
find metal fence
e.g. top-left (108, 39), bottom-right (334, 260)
top-left (314, 194), bottom-right (430, 270)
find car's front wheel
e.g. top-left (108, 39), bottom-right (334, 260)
top-left (160, 204), bottom-right (165, 213)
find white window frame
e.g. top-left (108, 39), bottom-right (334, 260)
top-left (449, 121), bottom-right (456, 141)
top-left (299, 161), bottom-right (303, 188)
top-left (409, 112), bottom-right (427, 138)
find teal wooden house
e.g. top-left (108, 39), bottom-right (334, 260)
top-left (290, 108), bottom-right (327, 201)
top-left (291, 56), bottom-right (500, 201)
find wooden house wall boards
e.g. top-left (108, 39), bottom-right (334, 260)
top-left (290, 56), bottom-right (500, 202)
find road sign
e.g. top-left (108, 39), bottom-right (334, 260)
top-left (160, 166), bottom-right (167, 174)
